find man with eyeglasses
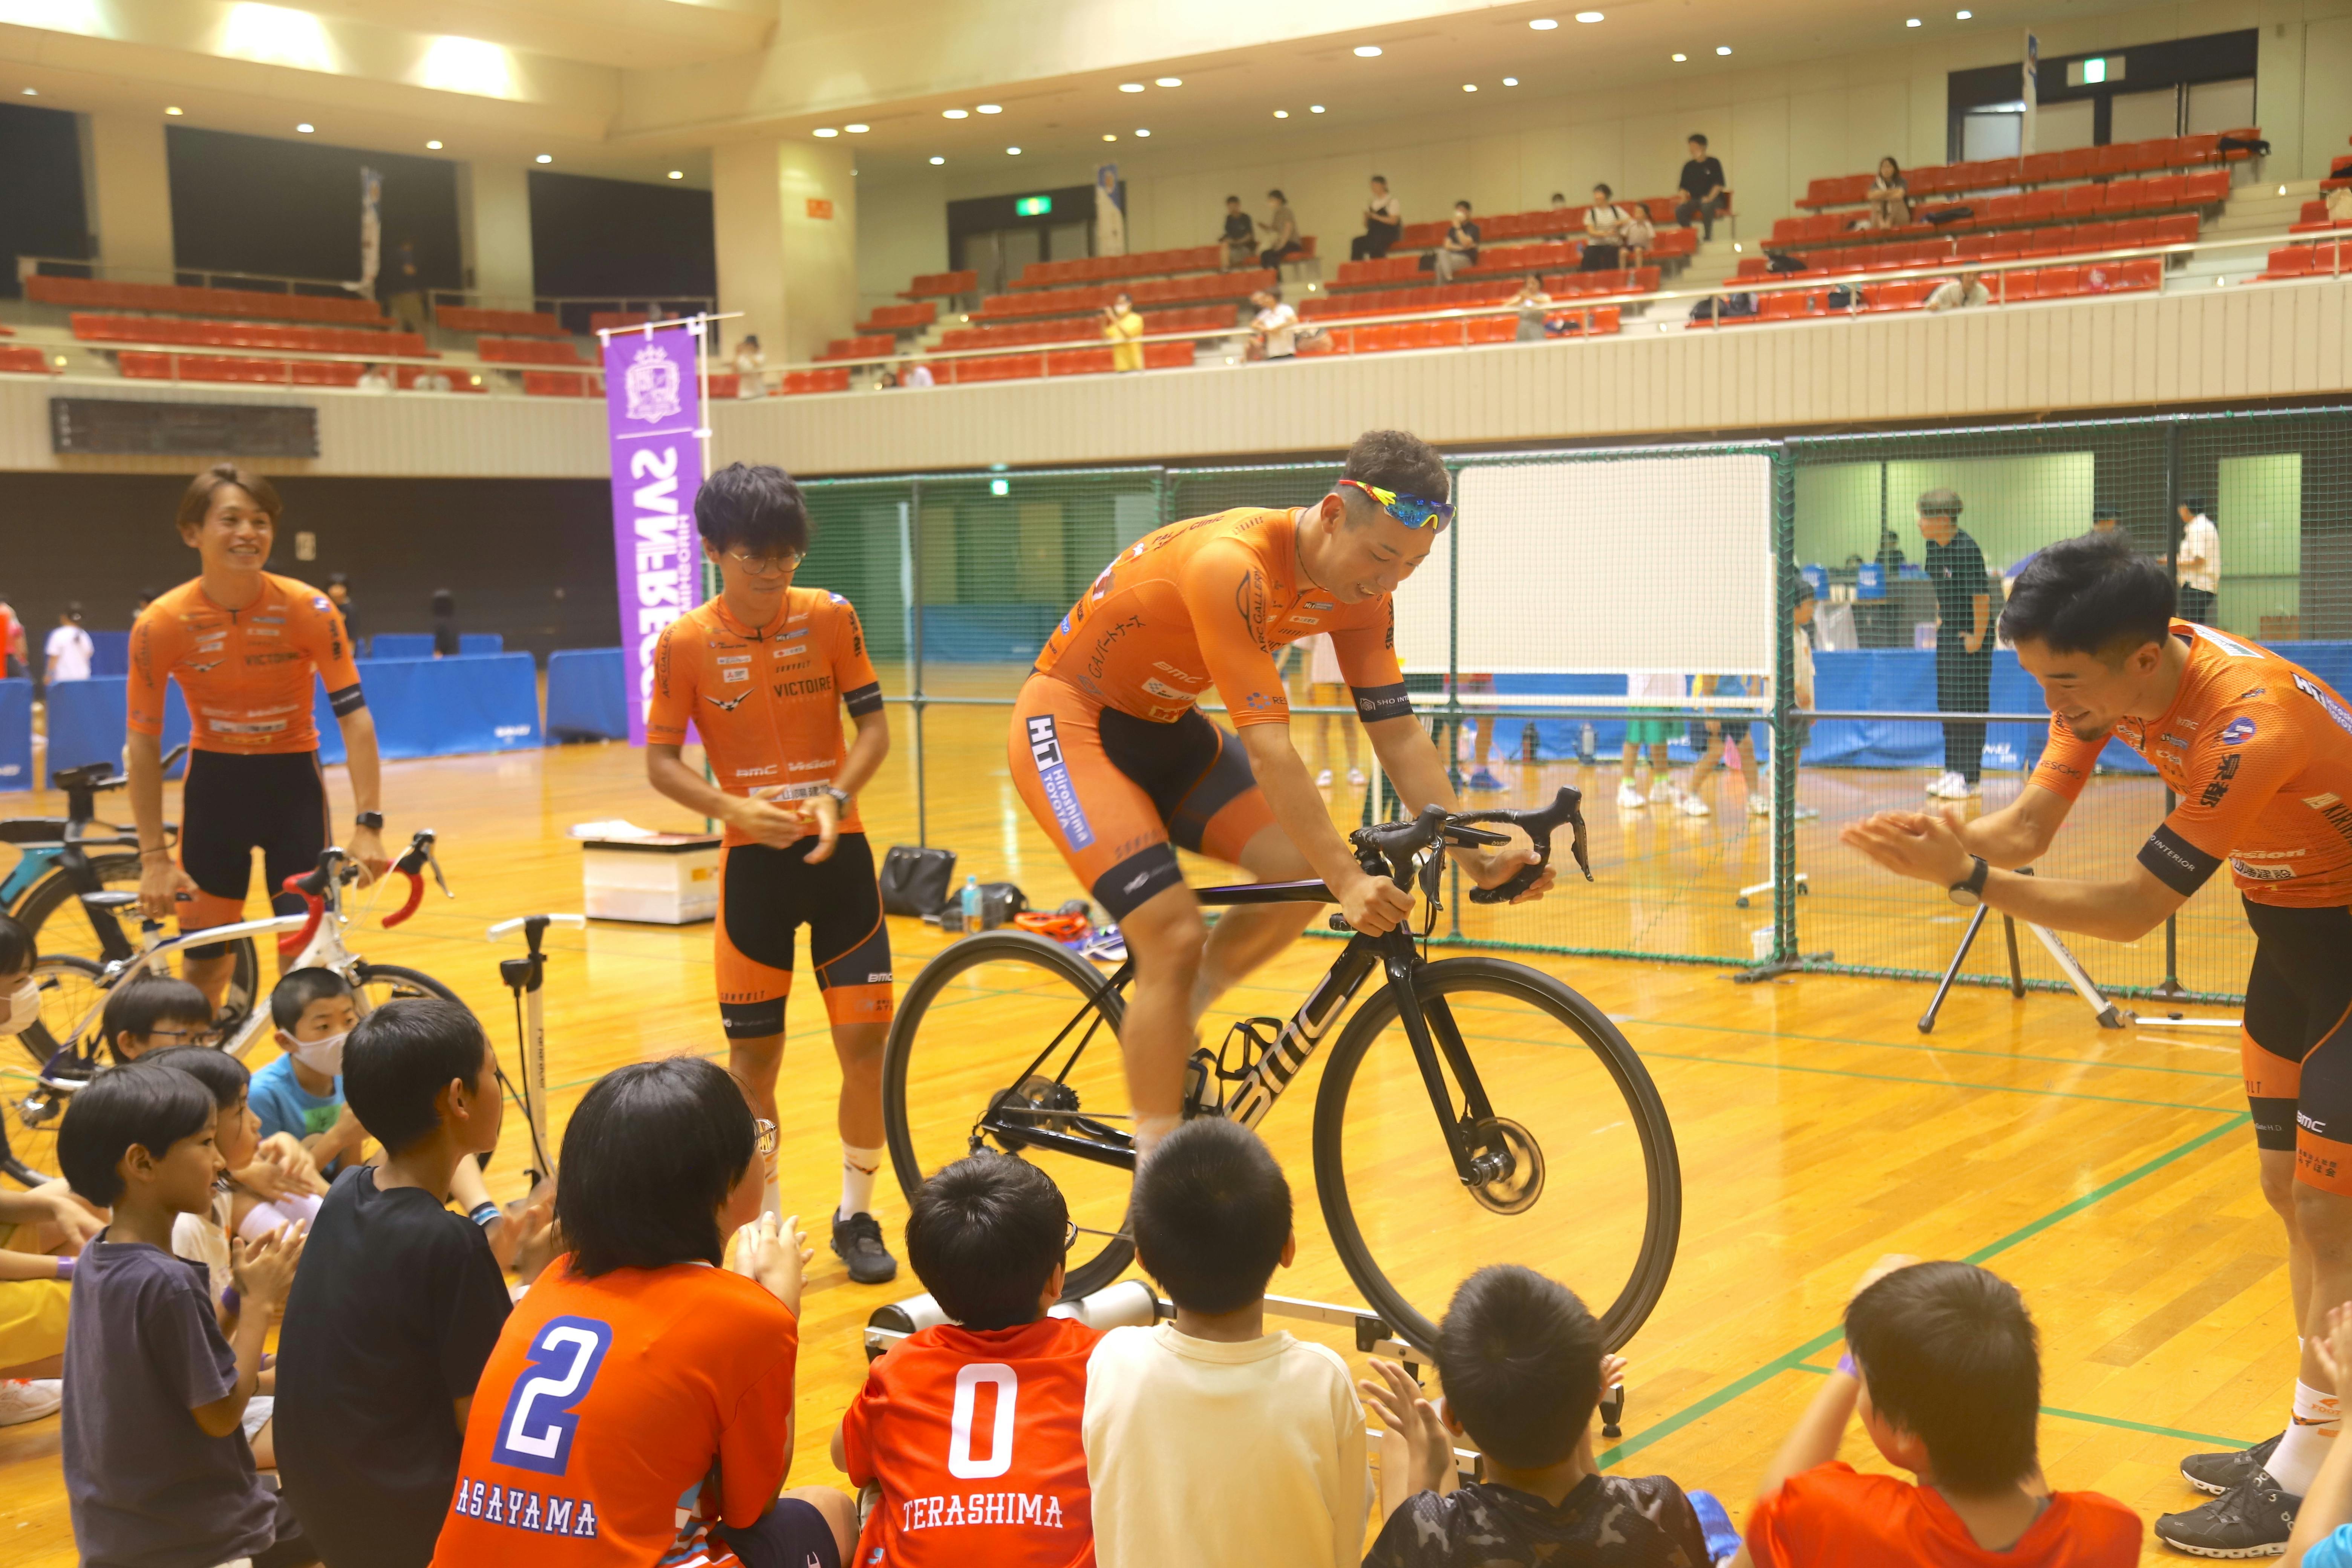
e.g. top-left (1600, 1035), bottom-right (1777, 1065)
top-left (1010, 429), bottom-right (1556, 1166)
top-left (644, 462), bottom-right (901, 1285)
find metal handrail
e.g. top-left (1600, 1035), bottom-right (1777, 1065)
top-left (16, 255), bottom-right (368, 296)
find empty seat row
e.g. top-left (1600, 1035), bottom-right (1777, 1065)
top-left (900, 271), bottom-right (979, 299)
top-left (1304, 309), bottom-right (1621, 355)
top-left (26, 274), bottom-right (390, 326)
top-left (1771, 170), bottom-right (2228, 250)
top-left (436, 306), bottom-right (570, 338)
top-left (69, 314), bottom-right (430, 357)
top-left (818, 334), bottom-right (898, 363)
top-left (973, 270), bottom-right (1276, 322)
top-left (1303, 270), bottom-right (1659, 323)
top-left (857, 301), bottom-right (940, 334)
top-left (2259, 241), bottom-right (2350, 279)
top-left (1013, 242), bottom-right (1316, 290)
top-left (476, 337), bottom-right (587, 366)
top-left (929, 341), bottom-right (1194, 384)
top-left (2292, 200), bottom-right (2352, 234)
top-left (1739, 214), bottom-right (2199, 280)
top-left (1694, 258), bottom-right (2163, 326)
top-left (0, 344), bottom-right (51, 375)
top-left (1392, 198), bottom-right (1686, 251)
top-left (1798, 131), bottom-right (2260, 208)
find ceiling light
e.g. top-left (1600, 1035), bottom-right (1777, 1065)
top-left (942, 108), bottom-right (967, 119)
top-left (165, 106), bottom-right (184, 116)
top-left (1309, 104), bottom-right (1325, 112)
top-left (1462, 83), bottom-right (1478, 92)
top-left (1956, 8), bottom-right (1971, 14)
top-left (1502, 77), bottom-right (1519, 86)
top-left (1102, 133), bottom-right (1117, 141)
top-left (1135, 127), bottom-right (1150, 136)
top-left (1716, 45), bottom-right (1732, 54)
top-left (296, 122), bottom-right (314, 132)
top-left (420, 34), bottom-right (514, 98)
top-left (976, 104), bottom-right (1001, 114)
top-left (1119, 82), bottom-right (1145, 92)
top-left (225, 3), bottom-right (335, 74)
top-left (1273, 109), bottom-right (1289, 118)
top-left (929, 155), bottom-right (945, 164)
top-left (668, 169), bottom-right (683, 179)
top-left (1906, 16), bottom-right (1921, 25)
top-left (426, 139), bottom-right (443, 150)
top-left (814, 127), bottom-right (839, 137)
top-left (1155, 77), bottom-right (1181, 87)
top-left (1672, 53), bottom-right (1687, 61)
top-left (1575, 9), bottom-right (1604, 20)
top-left (535, 153), bottom-right (551, 162)
top-left (1354, 44), bottom-right (1383, 57)
top-left (846, 123), bottom-right (869, 133)
top-left (18, 87), bottom-right (33, 96)
top-left (1529, 17), bottom-right (1559, 29)
top-left (1006, 146), bottom-right (1021, 155)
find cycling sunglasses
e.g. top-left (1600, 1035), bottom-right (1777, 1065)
top-left (1339, 478), bottom-right (1455, 531)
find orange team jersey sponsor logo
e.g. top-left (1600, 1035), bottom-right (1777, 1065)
top-left (644, 589), bottom-right (884, 846)
top-left (1031, 506), bottom-right (1404, 727)
top-left (2027, 620), bottom-right (2352, 906)
top-left (127, 574), bottom-right (361, 755)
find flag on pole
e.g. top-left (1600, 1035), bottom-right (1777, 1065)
top-left (352, 167), bottom-right (382, 296)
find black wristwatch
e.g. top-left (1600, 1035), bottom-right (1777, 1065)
top-left (354, 811), bottom-right (384, 831)
top-left (821, 787), bottom-right (853, 813)
top-left (1947, 855), bottom-right (1991, 907)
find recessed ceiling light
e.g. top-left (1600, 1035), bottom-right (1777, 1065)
top-left (1354, 44), bottom-right (1383, 57)
top-left (1119, 82), bottom-right (1145, 93)
top-left (1716, 45), bottom-right (1732, 55)
top-left (1575, 10), bottom-right (1604, 20)
top-left (1462, 83), bottom-right (1478, 92)
top-left (1529, 17), bottom-right (1559, 29)
top-left (165, 106), bottom-right (184, 116)
top-left (667, 169), bottom-right (683, 178)
top-left (426, 139), bottom-right (443, 150)
top-left (942, 108), bottom-right (968, 119)
top-left (929, 155), bottom-right (945, 164)
top-left (1135, 127), bottom-right (1150, 136)
top-left (846, 123), bottom-right (869, 133)
top-left (1672, 52), bottom-right (1687, 61)
top-left (20, 87), bottom-right (35, 96)
top-left (1155, 77), bottom-right (1181, 87)
top-left (815, 127), bottom-right (840, 138)
top-left (1273, 109), bottom-right (1289, 118)
top-left (1502, 77), bottom-right (1519, 86)
top-left (1006, 146), bottom-right (1021, 155)
top-left (1309, 104), bottom-right (1325, 113)
top-left (1102, 132), bottom-right (1117, 141)
top-left (1955, 7), bottom-right (1971, 14)
top-left (296, 122), bottom-right (314, 132)
top-left (535, 153), bottom-right (551, 162)
top-left (1906, 17), bottom-right (1922, 26)
top-left (976, 104), bottom-right (1001, 114)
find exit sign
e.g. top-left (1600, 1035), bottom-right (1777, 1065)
top-left (2066, 54), bottom-right (2123, 86)
top-left (1014, 194), bottom-right (1053, 216)
top-left (806, 198), bottom-right (835, 220)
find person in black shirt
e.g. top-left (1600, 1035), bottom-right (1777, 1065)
top-left (1674, 133), bottom-right (1729, 241)
top-left (1353, 175), bottom-right (1402, 261)
top-left (1360, 1265), bottom-right (1712, 1567)
top-left (1919, 488), bottom-right (1992, 800)
top-left (1435, 201), bottom-right (1481, 283)
top-left (429, 587), bottom-right (458, 657)
top-left (1217, 195), bottom-right (1256, 268)
top-left (274, 998), bottom-right (551, 1568)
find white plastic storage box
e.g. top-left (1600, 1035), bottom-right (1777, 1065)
top-left (580, 833), bottom-right (722, 924)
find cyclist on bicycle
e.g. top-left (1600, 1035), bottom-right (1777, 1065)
top-left (643, 463), bottom-right (900, 1284)
top-left (1009, 429), bottom-right (1553, 1163)
top-left (128, 466), bottom-right (389, 1014)
top-left (1842, 530), bottom-right (2352, 1557)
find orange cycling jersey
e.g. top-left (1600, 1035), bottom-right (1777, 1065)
top-left (2029, 620), bottom-right (2352, 907)
top-left (128, 574), bottom-right (363, 754)
top-left (645, 589), bottom-right (884, 845)
top-left (1032, 507), bottom-right (1410, 727)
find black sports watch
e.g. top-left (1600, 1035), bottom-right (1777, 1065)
top-left (354, 811), bottom-right (384, 831)
top-left (820, 787), bottom-right (853, 813)
top-left (1947, 855), bottom-right (1991, 907)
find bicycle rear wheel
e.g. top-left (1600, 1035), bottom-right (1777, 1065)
top-left (353, 961), bottom-right (461, 1011)
top-left (14, 856), bottom-right (260, 1006)
top-left (881, 931), bottom-right (1138, 1298)
top-left (1312, 956), bottom-right (1680, 1354)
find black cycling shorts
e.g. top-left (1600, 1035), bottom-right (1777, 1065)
top-left (715, 831), bottom-right (894, 1037)
top-left (177, 750), bottom-right (330, 951)
top-left (2240, 900), bottom-right (2352, 1192)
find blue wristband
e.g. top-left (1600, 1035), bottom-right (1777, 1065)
top-left (469, 1203), bottom-right (500, 1229)
top-left (1835, 1352), bottom-right (1856, 1377)
top-left (54, 1254), bottom-right (74, 1281)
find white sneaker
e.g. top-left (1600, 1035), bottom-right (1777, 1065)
top-left (1648, 776), bottom-right (1675, 805)
top-left (1348, 768), bottom-right (1367, 786)
top-left (0, 1380), bottom-right (62, 1426)
top-left (1678, 791), bottom-right (1712, 817)
top-left (1317, 769), bottom-right (1334, 787)
top-left (1792, 805), bottom-right (1822, 821)
top-left (1925, 771), bottom-right (1965, 798)
top-left (1616, 780), bottom-right (1647, 808)
top-left (1746, 793), bottom-right (1772, 816)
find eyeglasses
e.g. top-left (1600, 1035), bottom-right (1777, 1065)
top-left (1064, 1218), bottom-right (1081, 1252)
top-left (147, 1024), bottom-right (222, 1047)
top-left (723, 549), bottom-right (805, 578)
top-left (1340, 478), bottom-right (1454, 531)
top-left (753, 1118), bottom-right (778, 1157)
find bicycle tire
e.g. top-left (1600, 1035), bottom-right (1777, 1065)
top-left (353, 962), bottom-right (462, 1009)
top-left (881, 930), bottom-right (1137, 1298)
top-left (12, 853), bottom-right (261, 1032)
top-left (1311, 956), bottom-right (1681, 1355)
top-left (13, 954), bottom-right (103, 1072)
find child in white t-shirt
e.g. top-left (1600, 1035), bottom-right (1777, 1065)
top-left (1617, 671), bottom-right (1697, 813)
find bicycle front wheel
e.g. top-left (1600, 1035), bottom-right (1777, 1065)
top-left (353, 961), bottom-right (462, 1011)
top-left (1313, 957), bottom-right (1681, 1354)
top-left (882, 931), bottom-right (1137, 1297)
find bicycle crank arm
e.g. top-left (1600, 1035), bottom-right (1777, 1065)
top-left (977, 1112), bottom-right (1137, 1171)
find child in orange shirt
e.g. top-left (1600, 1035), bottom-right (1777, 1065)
top-left (833, 1154), bottom-right (1101, 1566)
top-left (429, 1057), bottom-right (854, 1568)
top-left (1732, 1258), bottom-right (2139, 1567)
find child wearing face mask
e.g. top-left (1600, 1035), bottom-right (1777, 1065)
top-left (249, 968), bottom-right (369, 1182)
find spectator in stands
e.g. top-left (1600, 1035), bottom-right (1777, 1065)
top-left (1919, 489), bottom-right (1991, 801)
top-left (1511, 276), bottom-right (1555, 342)
top-left (1101, 291), bottom-right (1145, 372)
top-left (2176, 496), bottom-right (2220, 625)
top-left (1868, 159), bottom-right (1911, 231)
top-left (430, 589), bottom-right (459, 658)
top-left (1731, 1258), bottom-right (2140, 1566)
top-left (44, 604), bottom-right (92, 690)
top-left (897, 357), bottom-right (934, 389)
top-left (733, 335), bottom-right (766, 397)
top-left (386, 237), bottom-right (426, 336)
top-left (357, 363), bottom-right (394, 394)
top-left (1353, 175), bottom-right (1403, 262)
top-left (325, 573), bottom-right (359, 646)
top-left (1260, 189), bottom-right (1305, 270)
top-left (1549, 192), bottom-right (1570, 211)
top-left (1219, 195), bottom-right (1257, 268)
top-left (413, 369), bottom-right (452, 392)
top-left (1620, 201), bottom-right (1656, 271)
top-left (1675, 135), bottom-right (1730, 240)
top-left (1250, 288), bottom-right (1298, 361)
top-left (1582, 184), bottom-right (1627, 271)
top-left (1925, 270), bottom-right (1991, 312)
top-left (1435, 201), bottom-right (1481, 283)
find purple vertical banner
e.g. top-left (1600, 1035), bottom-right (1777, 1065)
top-left (603, 325), bottom-right (704, 745)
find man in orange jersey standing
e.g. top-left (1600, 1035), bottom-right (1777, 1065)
top-left (645, 463), bottom-right (900, 1285)
top-left (1008, 429), bottom-right (1555, 1168)
top-left (1844, 530), bottom-right (2352, 1556)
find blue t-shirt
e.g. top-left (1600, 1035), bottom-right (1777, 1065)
top-left (2309, 1526), bottom-right (2352, 1568)
top-left (249, 1052), bottom-right (347, 1173)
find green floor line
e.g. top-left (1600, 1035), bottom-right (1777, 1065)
top-left (1790, 1364), bottom-right (2258, 1449)
top-left (1622, 1015), bottom-right (2239, 1082)
top-left (1596, 1114), bottom-right (2251, 1468)
top-left (1636, 1047), bottom-right (2240, 1116)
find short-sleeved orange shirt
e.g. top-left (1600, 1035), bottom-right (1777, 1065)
top-left (840, 1317), bottom-right (1102, 1568)
top-left (2029, 621), bottom-right (2352, 907)
top-left (1031, 508), bottom-right (1409, 727)
top-left (644, 589), bottom-right (883, 845)
top-left (127, 574), bottom-right (362, 754)
top-left (1746, 1463), bottom-right (2141, 1566)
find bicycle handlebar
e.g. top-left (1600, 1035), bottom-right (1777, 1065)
top-left (1348, 787), bottom-right (1591, 903)
top-left (382, 831), bottom-right (448, 929)
top-left (1458, 786), bottom-right (1592, 903)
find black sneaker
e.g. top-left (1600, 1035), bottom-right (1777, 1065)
top-left (2182, 1434), bottom-right (2283, 1497)
top-left (831, 1211), bottom-right (899, 1285)
top-left (2154, 1470), bottom-right (2298, 1558)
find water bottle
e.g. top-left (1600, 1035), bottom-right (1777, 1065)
top-left (960, 875), bottom-right (982, 932)
top-left (1580, 721), bottom-right (1596, 763)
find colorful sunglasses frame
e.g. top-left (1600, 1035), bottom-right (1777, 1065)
top-left (1339, 477), bottom-right (1455, 530)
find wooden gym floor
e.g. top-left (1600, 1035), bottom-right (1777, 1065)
top-left (0, 703), bottom-right (2280, 1564)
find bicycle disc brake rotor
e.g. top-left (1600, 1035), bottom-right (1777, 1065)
top-left (1464, 1117), bottom-right (1545, 1215)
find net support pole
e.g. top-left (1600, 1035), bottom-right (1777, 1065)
top-left (1770, 448), bottom-right (1800, 964)
top-left (1447, 461), bottom-right (1464, 938)
top-left (909, 478), bottom-right (928, 848)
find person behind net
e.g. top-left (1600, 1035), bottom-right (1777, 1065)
top-left (644, 462), bottom-right (901, 1283)
top-left (1917, 488), bottom-right (1992, 801)
top-left (1007, 429), bottom-right (1554, 1163)
top-left (1841, 530), bottom-right (2352, 1557)
top-left (127, 465), bottom-right (390, 1017)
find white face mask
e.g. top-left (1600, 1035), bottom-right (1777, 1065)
top-left (0, 979), bottom-right (37, 1038)
top-left (291, 1029), bottom-right (349, 1077)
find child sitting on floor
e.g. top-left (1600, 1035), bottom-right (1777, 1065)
top-left (100, 974), bottom-right (217, 1063)
top-left (834, 1153), bottom-right (1100, 1565)
top-left (251, 966), bottom-right (369, 1178)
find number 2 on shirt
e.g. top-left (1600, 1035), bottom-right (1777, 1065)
top-left (492, 1316), bottom-right (613, 1476)
top-left (947, 1363), bottom-right (1019, 1479)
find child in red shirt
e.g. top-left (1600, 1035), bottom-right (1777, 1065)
top-left (430, 1058), bottom-right (854, 1568)
top-left (833, 1154), bottom-right (1100, 1567)
top-left (1732, 1258), bottom-right (2140, 1567)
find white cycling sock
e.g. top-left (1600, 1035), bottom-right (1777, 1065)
top-left (2269, 1381), bottom-right (2340, 1494)
top-left (839, 1143), bottom-right (885, 1220)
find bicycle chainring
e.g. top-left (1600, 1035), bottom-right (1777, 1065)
top-left (1462, 1116), bottom-right (1545, 1215)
